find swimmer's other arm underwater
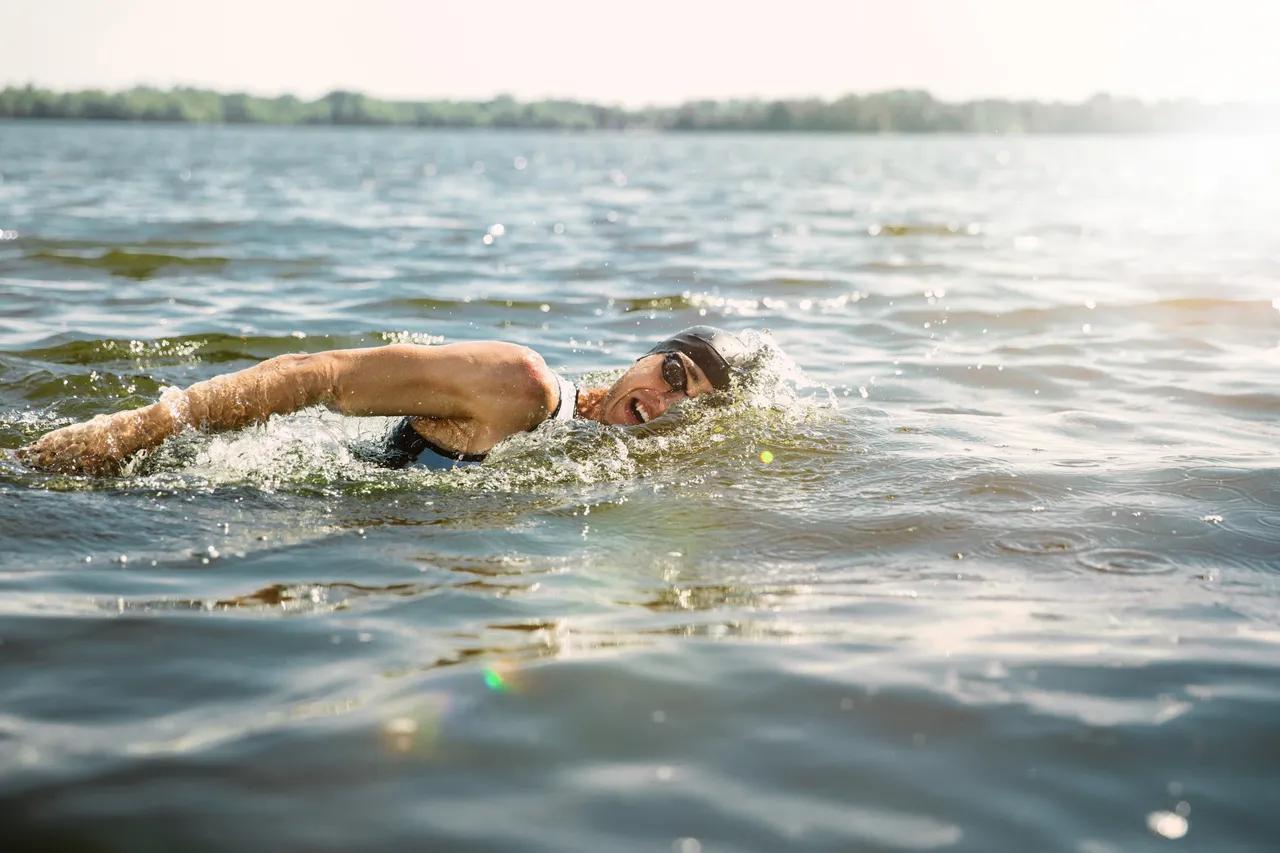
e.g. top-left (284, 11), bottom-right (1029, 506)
top-left (18, 326), bottom-right (747, 476)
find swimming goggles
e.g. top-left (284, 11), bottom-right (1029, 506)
top-left (661, 352), bottom-right (689, 396)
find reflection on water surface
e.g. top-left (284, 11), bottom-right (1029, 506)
top-left (1, 124), bottom-right (1279, 851)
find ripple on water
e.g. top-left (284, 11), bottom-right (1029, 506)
top-left (994, 529), bottom-right (1092, 556)
top-left (1075, 548), bottom-right (1176, 576)
top-left (950, 475), bottom-right (1042, 511)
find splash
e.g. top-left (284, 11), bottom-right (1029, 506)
top-left (11, 330), bottom-right (831, 494)
top-left (469, 329), bottom-right (832, 490)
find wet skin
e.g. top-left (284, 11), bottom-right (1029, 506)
top-left (18, 343), bottom-right (718, 475)
top-left (597, 352), bottom-right (715, 426)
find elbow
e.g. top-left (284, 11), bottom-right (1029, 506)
top-left (268, 352), bottom-right (338, 412)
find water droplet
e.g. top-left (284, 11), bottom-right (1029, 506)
top-left (1146, 811), bottom-right (1188, 839)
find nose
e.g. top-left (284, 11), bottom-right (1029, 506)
top-left (657, 386), bottom-right (687, 412)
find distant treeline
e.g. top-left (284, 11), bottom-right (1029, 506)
top-left (0, 85), bottom-right (1271, 132)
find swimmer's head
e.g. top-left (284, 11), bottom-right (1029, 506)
top-left (643, 325), bottom-right (747, 391)
top-left (592, 326), bottom-right (747, 426)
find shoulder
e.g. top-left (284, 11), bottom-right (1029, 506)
top-left (501, 343), bottom-right (560, 408)
top-left (463, 342), bottom-right (560, 431)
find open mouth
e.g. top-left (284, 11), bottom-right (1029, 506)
top-left (629, 399), bottom-right (652, 424)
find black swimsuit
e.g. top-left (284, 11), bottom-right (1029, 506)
top-left (380, 373), bottom-right (578, 470)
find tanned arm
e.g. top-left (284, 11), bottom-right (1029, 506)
top-left (18, 342), bottom-right (558, 476)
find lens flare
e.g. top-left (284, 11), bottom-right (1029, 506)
top-left (483, 667), bottom-right (508, 692)
top-left (759, 450), bottom-right (774, 464)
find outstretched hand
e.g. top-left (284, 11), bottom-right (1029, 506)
top-left (19, 415), bottom-right (134, 476)
top-left (18, 406), bottom-right (173, 476)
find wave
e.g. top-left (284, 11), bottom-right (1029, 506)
top-left (26, 249), bottom-right (229, 280)
top-left (5, 333), bottom-right (387, 367)
top-left (889, 297), bottom-right (1280, 330)
top-left (866, 222), bottom-right (982, 238)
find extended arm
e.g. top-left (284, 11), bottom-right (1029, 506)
top-left (18, 342), bottom-right (557, 475)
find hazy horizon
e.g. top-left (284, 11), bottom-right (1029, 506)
top-left (5, 0), bottom-right (1279, 108)
top-left (0, 82), bottom-right (1264, 111)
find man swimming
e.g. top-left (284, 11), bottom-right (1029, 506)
top-left (18, 326), bottom-right (747, 476)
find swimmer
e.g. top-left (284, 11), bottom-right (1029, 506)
top-left (18, 325), bottom-right (747, 476)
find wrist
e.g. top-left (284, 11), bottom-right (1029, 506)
top-left (156, 386), bottom-right (193, 432)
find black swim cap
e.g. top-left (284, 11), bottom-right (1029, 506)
top-left (644, 325), bottom-right (747, 390)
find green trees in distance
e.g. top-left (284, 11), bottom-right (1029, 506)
top-left (0, 85), bottom-right (1269, 132)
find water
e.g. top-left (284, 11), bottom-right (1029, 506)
top-left (2, 122), bottom-right (1279, 851)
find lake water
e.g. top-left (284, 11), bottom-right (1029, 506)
top-left (1, 122), bottom-right (1278, 851)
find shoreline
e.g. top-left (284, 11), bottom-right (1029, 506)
top-left (3, 85), bottom-right (1275, 134)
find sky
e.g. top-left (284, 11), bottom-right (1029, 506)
top-left (4, 0), bottom-right (1278, 106)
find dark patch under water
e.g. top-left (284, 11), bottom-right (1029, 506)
top-left (1, 122), bottom-right (1279, 851)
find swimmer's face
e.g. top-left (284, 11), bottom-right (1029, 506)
top-left (599, 351), bottom-right (716, 426)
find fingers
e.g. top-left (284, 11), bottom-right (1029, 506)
top-left (16, 428), bottom-right (123, 476)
